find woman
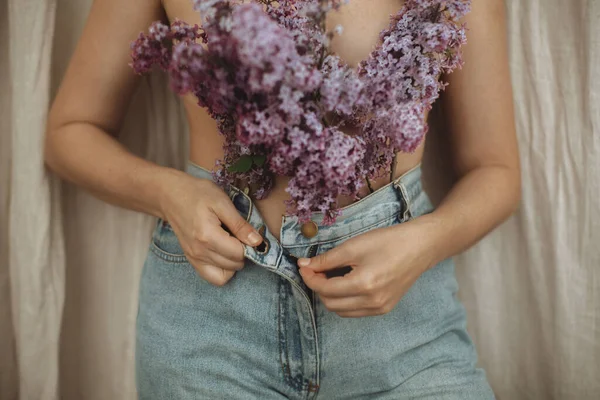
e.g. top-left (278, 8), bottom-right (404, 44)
top-left (45, 0), bottom-right (520, 398)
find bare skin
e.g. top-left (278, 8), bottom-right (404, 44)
top-left (45, 0), bottom-right (520, 316)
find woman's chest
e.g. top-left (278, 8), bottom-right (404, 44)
top-left (162, 0), bottom-right (404, 68)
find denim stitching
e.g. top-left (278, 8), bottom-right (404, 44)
top-left (277, 284), bottom-right (292, 383)
top-left (149, 243), bottom-right (188, 263)
top-left (243, 246), bottom-right (282, 270)
top-left (282, 211), bottom-right (401, 249)
top-left (396, 181), bottom-right (413, 222)
top-left (228, 187), bottom-right (253, 222)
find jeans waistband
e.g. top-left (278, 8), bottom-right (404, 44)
top-left (186, 161), bottom-right (424, 249)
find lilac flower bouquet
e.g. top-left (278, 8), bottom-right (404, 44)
top-left (130, 0), bottom-right (471, 223)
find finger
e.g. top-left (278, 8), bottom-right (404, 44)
top-left (212, 201), bottom-right (262, 247)
top-left (205, 226), bottom-right (246, 262)
top-left (206, 249), bottom-right (245, 271)
top-left (299, 266), bottom-right (362, 298)
top-left (186, 247), bottom-right (241, 271)
top-left (191, 261), bottom-right (236, 287)
top-left (297, 245), bottom-right (352, 272)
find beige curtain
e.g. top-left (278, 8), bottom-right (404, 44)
top-left (1, 0), bottom-right (18, 398)
top-left (1, 1), bottom-right (598, 399)
top-left (3, 0), bottom-right (64, 399)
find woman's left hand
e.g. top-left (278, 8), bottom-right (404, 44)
top-left (298, 217), bottom-right (440, 318)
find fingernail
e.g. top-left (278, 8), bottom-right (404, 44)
top-left (297, 258), bottom-right (310, 267)
top-left (248, 231), bottom-right (262, 245)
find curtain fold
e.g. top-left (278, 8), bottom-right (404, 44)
top-left (6, 0), bottom-right (63, 399)
top-left (0, 0), bottom-right (598, 399)
top-left (1, 0), bottom-right (18, 398)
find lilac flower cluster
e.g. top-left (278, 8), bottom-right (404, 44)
top-left (130, 0), bottom-right (470, 223)
top-left (355, 0), bottom-right (470, 178)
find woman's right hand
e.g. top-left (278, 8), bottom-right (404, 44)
top-left (159, 170), bottom-right (263, 287)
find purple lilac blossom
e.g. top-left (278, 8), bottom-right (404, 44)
top-left (356, 0), bottom-right (470, 178)
top-left (130, 0), bottom-right (471, 223)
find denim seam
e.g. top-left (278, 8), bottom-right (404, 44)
top-left (277, 287), bottom-right (292, 384)
top-left (282, 211), bottom-right (401, 249)
top-left (217, 161), bottom-right (422, 223)
top-left (308, 245), bottom-right (321, 398)
top-left (395, 181), bottom-right (413, 222)
top-left (229, 190), bottom-right (253, 222)
top-left (257, 268), bottom-right (320, 392)
top-left (299, 162), bottom-right (421, 218)
top-left (149, 243), bottom-right (188, 263)
top-left (243, 246), bottom-right (282, 270)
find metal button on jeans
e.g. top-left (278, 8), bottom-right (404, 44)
top-left (300, 221), bottom-right (318, 238)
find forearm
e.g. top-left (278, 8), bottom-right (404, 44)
top-left (418, 164), bottom-right (521, 267)
top-left (44, 123), bottom-right (183, 219)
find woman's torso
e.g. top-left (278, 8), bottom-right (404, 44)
top-left (161, 0), bottom-right (425, 238)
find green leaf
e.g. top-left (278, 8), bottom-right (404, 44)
top-left (252, 155), bottom-right (266, 167)
top-left (227, 155), bottom-right (253, 173)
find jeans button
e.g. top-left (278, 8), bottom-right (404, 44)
top-left (300, 221), bottom-right (318, 238)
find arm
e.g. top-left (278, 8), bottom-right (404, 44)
top-left (421, 0), bottom-right (521, 265)
top-left (45, 0), bottom-right (173, 219)
top-left (299, 0), bottom-right (521, 317)
top-left (45, 0), bottom-right (262, 286)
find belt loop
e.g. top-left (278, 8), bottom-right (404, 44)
top-left (230, 190), bottom-right (253, 222)
top-left (394, 181), bottom-right (412, 222)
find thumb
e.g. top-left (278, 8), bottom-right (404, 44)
top-left (213, 201), bottom-right (263, 247)
top-left (298, 246), bottom-right (350, 272)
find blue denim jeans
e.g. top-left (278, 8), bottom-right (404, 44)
top-left (136, 162), bottom-right (495, 399)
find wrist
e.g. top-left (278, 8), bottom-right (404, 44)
top-left (151, 166), bottom-right (189, 221)
top-left (405, 213), bottom-right (449, 269)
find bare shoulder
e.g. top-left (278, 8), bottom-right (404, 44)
top-left (48, 0), bottom-right (166, 135)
